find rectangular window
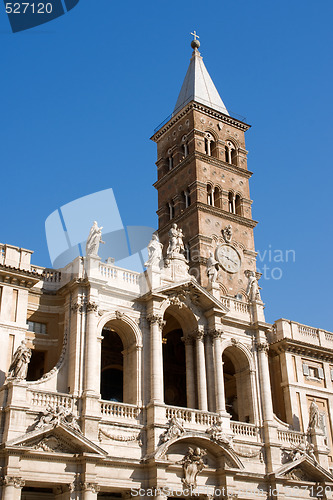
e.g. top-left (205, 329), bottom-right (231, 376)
top-left (11, 289), bottom-right (18, 322)
top-left (27, 321), bottom-right (47, 335)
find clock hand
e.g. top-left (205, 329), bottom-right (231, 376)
top-left (224, 255), bottom-right (238, 266)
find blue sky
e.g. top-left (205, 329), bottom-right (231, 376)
top-left (0, 0), bottom-right (332, 330)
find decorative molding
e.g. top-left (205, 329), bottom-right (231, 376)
top-left (33, 405), bottom-right (81, 433)
top-left (160, 417), bottom-right (185, 443)
top-left (180, 447), bottom-right (207, 488)
top-left (98, 427), bottom-right (142, 446)
top-left (32, 435), bottom-right (72, 453)
top-left (206, 418), bottom-right (233, 446)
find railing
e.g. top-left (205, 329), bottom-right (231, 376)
top-left (231, 422), bottom-right (260, 440)
top-left (325, 332), bottom-right (333, 343)
top-left (165, 406), bottom-right (218, 426)
top-left (298, 324), bottom-right (318, 339)
top-left (29, 390), bottom-right (74, 410)
top-left (30, 265), bottom-right (62, 283)
top-left (100, 401), bottom-right (141, 420)
top-left (220, 296), bottom-right (250, 316)
top-left (277, 429), bottom-right (306, 447)
top-left (99, 263), bottom-right (140, 287)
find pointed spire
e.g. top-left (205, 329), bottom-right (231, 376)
top-left (174, 33), bottom-right (229, 116)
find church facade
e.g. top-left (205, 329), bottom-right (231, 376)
top-left (0, 38), bottom-right (333, 500)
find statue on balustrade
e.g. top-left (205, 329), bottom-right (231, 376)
top-left (6, 340), bottom-right (32, 381)
top-left (246, 271), bottom-right (262, 302)
top-left (206, 251), bottom-right (219, 284)
top-left (145, 233), bottom-right (163, 268)
top-left (167, 223), bottom-right (185, 256)
top-left (86, 221), bottom-right (105, 257)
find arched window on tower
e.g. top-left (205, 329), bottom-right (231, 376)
top-left (228, 192), bottom-right (235, 213)
top-left (214, 187), bottom-right (222, 208)
top-left (225, 140), bottom-right (237, 165)
top-left (235, 194), bottom-right (242, 215)
top-left (168, 201), bottom-right (175, 220)
top-left (183, 189), bottom-right (191, 208)
top-left (204, 132), bottom-right (216, 157)
top-left (182, 135), bottom-right (189, 158)
top-left (207, 185), bottom-right (213, 205)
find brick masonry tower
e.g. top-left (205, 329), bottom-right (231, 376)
top-left (151, 35), bottom-right (258, 298)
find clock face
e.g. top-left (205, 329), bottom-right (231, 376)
top-left (215, 244), bottom-right (241, 273)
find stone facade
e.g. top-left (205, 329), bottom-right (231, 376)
top-left (0, 41), bottom-right (332, 500)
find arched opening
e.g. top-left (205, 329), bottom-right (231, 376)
top-left (182, 143), bottom-right (189, 158)
top-left (204, 132), bottom-right (216, 157)
top-left (162, 313), bottom-right (187, 407)
top-left (207, 185), bottom-right (213, 205)
top-left (183, 189), bottom-right (191, 208)
top-left (225, 140), bottom-right (236, 165)
top-left (168, 155), bottom-right (174, 170)
top-left (168, 200), bottom-right (175, 220)
top-left (214, 187), bottom-right (221, 208)
top-left (228, 192), bottom-right (234, 213)
top-left (222, 345), bottom-right (254, 423)
top-left (235, 194), bottom-right (242, 215)
top-left (101, 329), bottom-right (124, 402)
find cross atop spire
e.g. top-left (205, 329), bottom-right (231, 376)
top-left (191, 30), bottom-right (199, 41)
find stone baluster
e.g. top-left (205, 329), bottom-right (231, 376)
top-left (195, 329), bottom-right (208, 411)
top-left (182, 335), bottom-right (196, 408)
top-left (1, 476), bottom-right (25, 500)
top-left (83, 301), bottom-right (100, 395)
top-left (147, 314), bottom-right (166, 402)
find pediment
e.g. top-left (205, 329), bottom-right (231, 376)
top-left (273, 456), bottom-right (333, 483)
top-left (152, 432), bottom-right (243, 470)
top-left (3, 422), bottom-right (107, 456)
top-left (153, 279), bottom-right (228, 314)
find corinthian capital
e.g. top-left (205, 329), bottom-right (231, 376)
top-left (147, 314), bottom-right (166, 330)
top-left (256, 341), bottom-right (269, 353)
top-left (86, 301), bottom-right (98, 314)
top-left (81, 482), bottom-right (100, 493)
top-left (208, 329), bottom-right (223, 340)
top-left (2, 476), bottom-right (25, 488)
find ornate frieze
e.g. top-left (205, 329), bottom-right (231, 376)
top-left (98, 427), bottom-right (142, 446)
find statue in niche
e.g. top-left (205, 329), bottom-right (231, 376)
top-left (308, 399), bottom-right (321, 430)
top-left (6, 340), bottom-right (32, 381)
top-left (206, 251), bottom-right (219, 284)
top-left (145, 234), bottom-right (163, 267)
top-left (181, 447), bottom-right (207, 488)
top-left (86, 221), bottom-right (105, 257)
top-left (246, 271), bottom-right (262, 302)
top-left (167, 223), bottom-right (185, 256)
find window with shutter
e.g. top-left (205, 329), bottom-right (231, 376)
top-left (318, 367), bottom-right (325, 380)
top-left (303, 363), bottom-right (309, 376)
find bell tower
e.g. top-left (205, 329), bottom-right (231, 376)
top-left (151, 35), bottom-right (258, 298)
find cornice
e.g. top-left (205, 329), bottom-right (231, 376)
top-left (0, 265), bottom-right (40, 288)
top-left (269, 338), bottom-right (333, 362)
top-left (153, 151), bottom-right (252, 191)
top-left (151, 101), bottom-right (251, 142)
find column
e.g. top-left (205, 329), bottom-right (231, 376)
top-left (81, 482), bottom-right (100, 500)
top-left (195, 330), bottom-right (208, 411)
top-left (212, 331), bottom-right (226, 413)
top-left (183, 335), bottom-right (196, 408)
top-left (147, 314), bottom-right (165, 402)
top-left (205, 333), bottom-right (216, 412)
top-left (2, 476), bottom-right (24, 500)
top-left (83, 301), bottom-right (100, 395)
top-left (257, 342), bottom-right (274, 422)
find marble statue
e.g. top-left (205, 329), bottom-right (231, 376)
top-left (206, 251), bottom-right (219, 283)
top-left (145, 234), bottom-right (163, 267)
top-left (167, 223), bottom-right (185, 256)
top-left (86, 221), bottom-right (105, 257)
top-left (308, 399), bottom-right (321, 430)
top-left (6, 340), bottom-right (32, 381)
top-left (246, 271), bottom-right (262, 302)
